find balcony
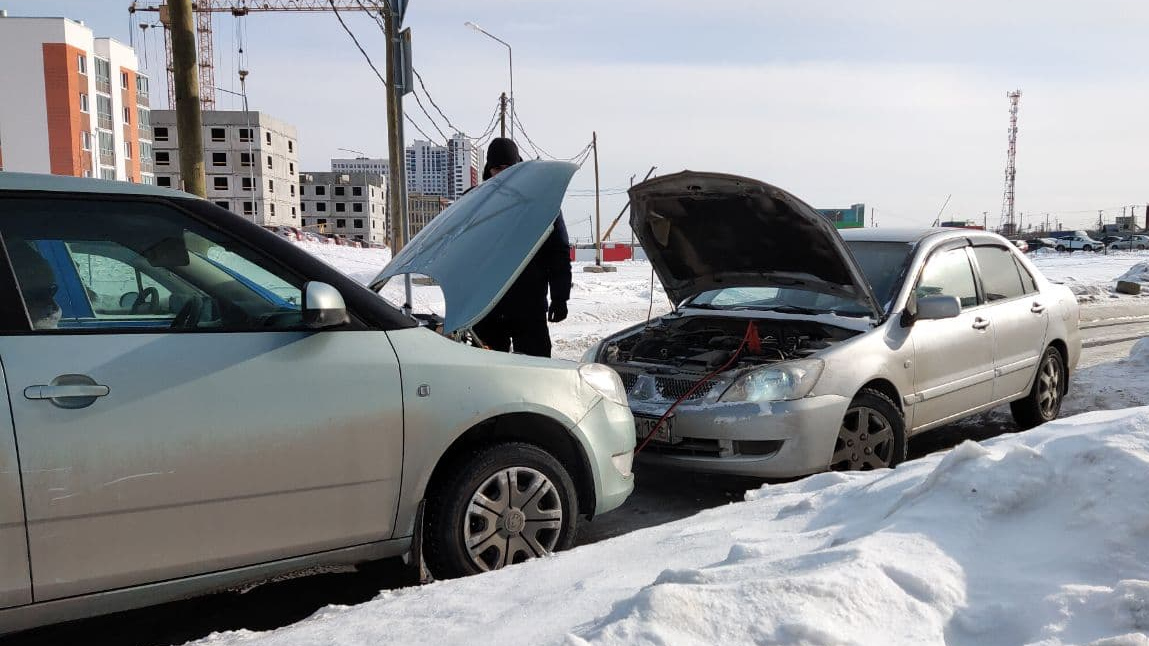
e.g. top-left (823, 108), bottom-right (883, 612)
top-left (140, 160), bottom-right (154, 173)
top-left (96, 78), bottom-right (111, 94)
top-left (97, 114), bottom-right (113, 131)
top-left (138, 126), bottom-right (152, 141)
top-left (136, 93), bottom-right (149, 108)
top-left (99, 151), bottom-right (115, 166)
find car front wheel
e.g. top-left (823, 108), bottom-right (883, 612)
top-left (830, 389), bottom-right (906, 471)
top-left (1083, 245), bottom-right (1093, 252)
top-left (1055, 245), bottom-right (1066, 252)
top-left (1010, 346), bottom-right (1066, 430)
top-left (424, 442), bottom-right (579, 579)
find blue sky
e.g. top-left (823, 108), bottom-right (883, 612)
top-left (9, 1), bottom-right (1149, 240)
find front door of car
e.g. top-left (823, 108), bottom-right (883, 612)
top-left (0, 195), bottom-right (404, 602)
top-left (970, 245), bottom-right (1049, 401)
top-left (907, 247), bottom-right (995, 429)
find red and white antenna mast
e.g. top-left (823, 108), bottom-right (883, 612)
top-left (1001, 90), bottom-right (1022, 235)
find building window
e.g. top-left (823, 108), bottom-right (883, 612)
top-left (140, 141), bottom-right (153, 163)
top-left (215, 201), bottom-right (229, 210)
top-left (354, 219), bottom-right (364, 228)
top-left (352, 186), bottom-right (362, 197)
top-left (83, 170), bottom-right (92, 178)
top-left (137, 107), bottom-right (150, 129)
top-left (243, 201), bottom-right (254, 215)
top-left (123, 106), bottom-right (131, 124)
top-left (238, 128), bottom-right (253, 142)
top-left (288, 140), bottom-right (293, 153)
top-left (77, 55), bottom-right (87, 75)
top-left (124, 141), bottom-right (132, 159)
top-left (266, 155), bottom-right (273, 170)
top-left (336, 219), bottom-right (346, 228)
top-left (136, 75), bottom-right (149, 99)
top-left (213, 176), bottom-right (229, 190)
top-left (212, 152), bottom-right (227, 166)
top-left (317, 218), bottom-right (327, 226)
top-left (291, 206), bottom-right (296, 216)
top-left (240, 152), bottom-right (252, 167)
top-left (155, 151), bottom-right (170, 165)
top-left (334, 186), bottom-right (345, 196)
top-left (270, 203), bottom-right (276, 216)
top-left (79, 93), bottom-right (89, 113)
top-left (211, 127), bottom-right (225, 142)
top-left (301, 203), bottom-right (307, 213)
top-left (121, 71), bottom-right (129, 89)
top-left (290, 185), bottom-right (295, 196)
top-left (81, 131), bottom-right (91, 151)
top-left (268, 179), bottom-right (275, 193)
top-left (241, 177), bottom-right (253, 191)
top-left (335, 203), bottom-right (346, 212)
top-left (288, 162), bottom-right (294, 173)
top-left (156, 175), bottom-right (172, 187)
top-left (100, 168), bottom-right (116, 180)
top-left (316, 203), bottom-right (327, 212)
top-left (265, 132), bottom-right (272, 145)
top-left (351, 202), bottom-right (363, 213)
top-left (141, 175), bottom-right (154, 185)
top-left (153, 126), bottom-right (168, 141)
top-left (299, 185), bottom-right (306, 196)
top-left (315, 186), bottom-right (326, 196)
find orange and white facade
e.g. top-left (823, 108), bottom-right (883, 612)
top-left (0, 15), bottom-right (153, 183)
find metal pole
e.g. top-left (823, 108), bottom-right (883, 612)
top-left (169, 0), bottom-right (205, 196)
top-left (507, 45), bottom-right (513, 140)
top-left (383, 2), bottom-right (413, 312)
top-left (499, 92), bottom-right (507, 138)
top-left (593, 131), bottom-right (601, 267)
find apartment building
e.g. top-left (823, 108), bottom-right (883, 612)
top-left (151, 110), bottom-right (299, 226)
top-left (0, 14), bottom-right (153, 183)
top-left (331, 157), bottom-right (388, 176)
top-left (407, 193), bottom-right (449, 239)
top-left (298, 172), bottom-right (388, 245)
top-left (404, 133), bottom-right (479, 201)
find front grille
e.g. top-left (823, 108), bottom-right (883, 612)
top-left (615, 369), bottom-right (719, 402)
top-left (655, 376), bottom-right (714, 401)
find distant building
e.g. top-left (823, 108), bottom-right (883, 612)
top-left (408, 193), bottom-right (449, 238)
top-left (817, 204), bottom-right (865, 229)
top-left (405, 133), bottom-right (478, 201)
top-left (298, 171), bottom-right (388, 246)
top-left (0, 14), bottom-right (153, 183)
top-left (331, 156), bottom-right (388, 176)
top-left (151, 110), bottom-right (299, 226)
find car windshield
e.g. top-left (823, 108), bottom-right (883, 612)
top-left (685, 240), bottom-right (912, 317)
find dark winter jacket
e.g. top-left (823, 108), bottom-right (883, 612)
top-left (488, 216), bottom-right (572, 319)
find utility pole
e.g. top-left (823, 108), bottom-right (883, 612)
top-left (593, 131), bottom-right (601, 266)
top-left (499, 92), bottom-right (507, 138)
top-left (382, 0), bottom-right (413, 312)
top-left (169, 0), bottom-right (205, 196)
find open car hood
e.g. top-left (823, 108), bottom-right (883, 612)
top-left (629, 171), bottom-right (884, 319)
top-left (373, 160), bottom-right (577, 333)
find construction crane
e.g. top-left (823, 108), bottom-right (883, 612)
top-left (128, 1), bottom-right (379, 110)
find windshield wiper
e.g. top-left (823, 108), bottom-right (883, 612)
top-left (751, 305), bottom-right (825, 315)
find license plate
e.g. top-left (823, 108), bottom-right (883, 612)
top-left (636, 415), bottom-right (676, 444)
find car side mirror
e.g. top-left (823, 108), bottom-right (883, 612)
top-left (916, 295), bottom-right (961, 321)
top-left (302, 281), bottom-right (349, 329)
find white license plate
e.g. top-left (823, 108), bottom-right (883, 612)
top-left (636, 415), bottom-right (676, 444)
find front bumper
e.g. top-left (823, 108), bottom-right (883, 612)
top-left (631, 394), bottom-right (850, 478)
top-left (573, 398), bottom-right (636, 516)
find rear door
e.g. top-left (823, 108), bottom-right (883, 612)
top-left (908, 246), bottom-right (995, 428)
top-left (970, 245), bottom-right (1049, 401)
top-left (0, 194), bottom-right (404, 601)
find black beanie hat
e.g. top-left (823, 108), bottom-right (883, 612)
top-left (483, 137), bottom-right (522, 180)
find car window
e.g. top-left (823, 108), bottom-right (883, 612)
top-left (1, 197), bottom-right (304, 332)
top-left (972, 246), bottom-right (1025, 301)
top-left (1013, 256), bottom-right (1037, 294)
top-left (917, 247), bottom-right (978, 309)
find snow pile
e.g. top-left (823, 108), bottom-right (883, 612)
top-left (1065, 338), bottom-right (1149, 413)
top-left (1031, 252), bottom-right (1149, 301)
top-left (1117, 262), bottom-right (1149, 286)
top-left (196, 409), bottom-right (1149, 646)
top-left (295, 241), bottom-right (391, 285)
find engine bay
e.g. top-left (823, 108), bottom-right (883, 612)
top-left (602, 315), bottom-right (860, 374)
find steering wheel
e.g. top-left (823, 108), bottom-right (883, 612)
top-left (131, 287), bottom-right (160, 314)
top-left (170, 295), bottom-right (203, 329)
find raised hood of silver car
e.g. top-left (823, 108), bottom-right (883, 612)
top-left (628, 171), bottom-right (884, 319)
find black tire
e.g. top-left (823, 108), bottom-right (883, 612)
top-left (1055, 245), bottom-right (1066, 252)
top-left (424, 442), bottom-right (579, 579)
top-left (1010, 346), bottom-right (1066, 430)
top-left (1083, 245), bottom-right (1093, 252)
top-left (830, 389), bottom-right (907, 471)
top-left (1138, 245), bottom-right (1146, 250)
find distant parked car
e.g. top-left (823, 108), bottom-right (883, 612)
top-left (1054, 235), bottom-right (1102, 252)
top-left (1025, 238), bottom-right (1058, 251)
top-left (1109, 235), bottom-right (1149, 251)
top-left (1100, 235), bottom-right (1124, 246)
top-left (1010, 239), bottom-right (1029, 253)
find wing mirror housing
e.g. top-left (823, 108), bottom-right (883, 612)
top-left (302, 281), bottom-right (349, 329)
top-left (915, 295), bottom-right (961, 322)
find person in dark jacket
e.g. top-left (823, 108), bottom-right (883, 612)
top-left (473, 138), bottom-right (572, 358)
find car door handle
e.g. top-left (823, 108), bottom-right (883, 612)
top-left (1031, 302), bottom-right (1046, 314)
top-left (24, 385), bottom-right (110, 400)
top-left (972, 317), bottom-right (991, 330)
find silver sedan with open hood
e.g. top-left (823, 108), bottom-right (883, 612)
top-left (585, 172), bottom-right (1081, 477)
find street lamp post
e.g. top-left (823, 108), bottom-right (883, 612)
top-left (464, 21), bottom-right (513, 140)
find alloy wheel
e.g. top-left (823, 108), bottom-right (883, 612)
top-left (1037, 353), bottom-right (1063, 419)
top-left (832, 406), bottom-right (895, 470)
top-left (464, 466), bottom-right (563, 571)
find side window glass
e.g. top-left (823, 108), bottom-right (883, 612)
top-left (972, 246), bottom-right (1025, 301)
top-left (1013, 255), bottom-right (1038, 294)
top-left (2, 198), bottom-right (305, 332)
top-left (917, 248), bottom-right (978, 309)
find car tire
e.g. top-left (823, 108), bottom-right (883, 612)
top-left (1139, 245), bottom-right (1146, 250)
top-left (830, 389), bottom-right (906, 471)
top-left (1010, 346), bottom-right (1066, 430)
top-left (1055, 245), bottom-right (1066, 252)
top-left (424, 442), bottom-right (579, 579)
top-left (1083, 245), bottom-right (1093, 252)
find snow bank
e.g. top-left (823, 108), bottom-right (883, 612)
top-left (1117, 262), bottom-right (1149, 286)
top-left (195, 407), bottom-right (1149, 646)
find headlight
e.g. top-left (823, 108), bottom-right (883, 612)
top-left (579, 363), bottom-right (629, 407)
top-left (718, 359), bottom-right (824, 403)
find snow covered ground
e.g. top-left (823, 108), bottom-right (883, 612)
top-left (181, 245), bottom-right (1149, 646)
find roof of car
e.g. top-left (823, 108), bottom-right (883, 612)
top-left (0, 171), bottom-right (192, 199)
top-left (838, 227), bottom-right (967, 243)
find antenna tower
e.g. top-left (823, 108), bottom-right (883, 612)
top-left (1000, 90), bottom-right (1022, 236)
